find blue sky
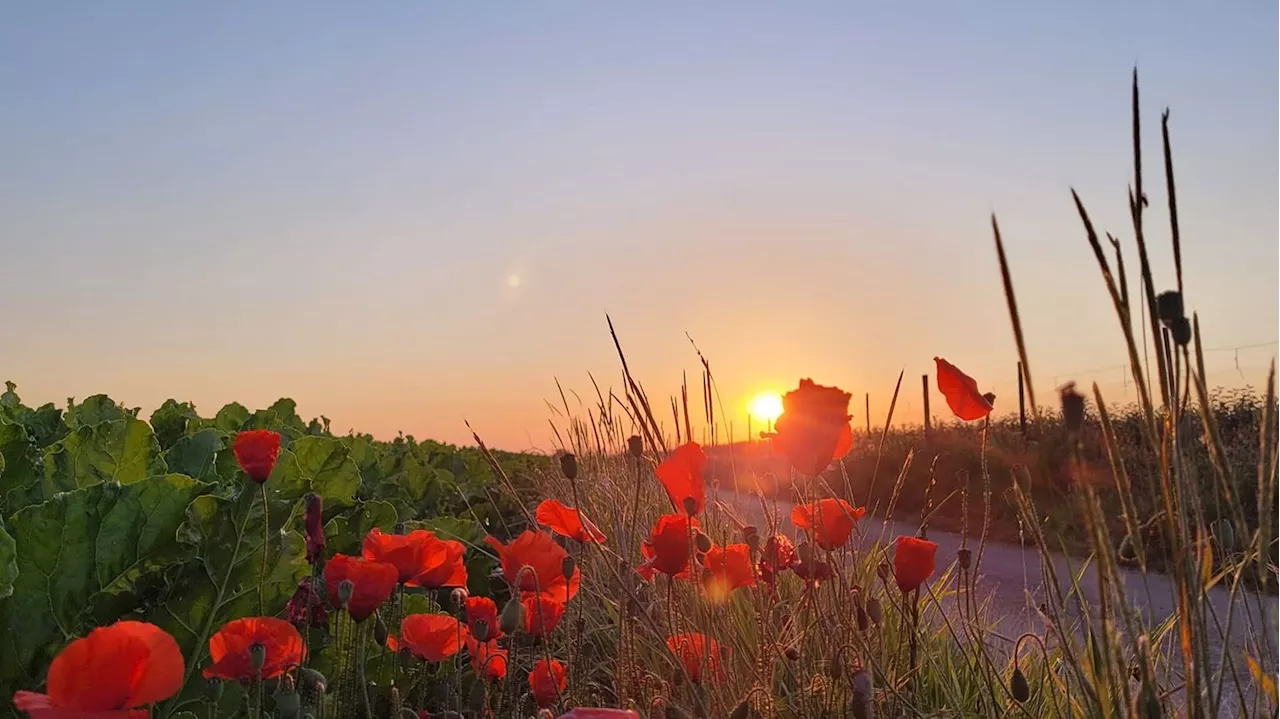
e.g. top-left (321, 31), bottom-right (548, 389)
top-left (1, 3), bottom-right (1275, 448)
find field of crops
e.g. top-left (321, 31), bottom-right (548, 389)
top-left (0, 383), bottom-right (546, 717)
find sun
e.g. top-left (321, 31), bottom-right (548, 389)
top-left (748, 391), bottom-right (784, 423)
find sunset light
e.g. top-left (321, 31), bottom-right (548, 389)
top-left (748, 391), bottom-right (784, 423)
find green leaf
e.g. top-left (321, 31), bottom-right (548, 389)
top-left (0, 419), bottom-right (38, 514)
top-left (64, 394), bottom-right (128, 429)
top-left (151, 487), bottom-right (309, 714)
top-left (150, 399), bottom-right (198, 450)
top-left (0, 475), bottom-right (211, 691)
top-left (268, 436), bottom-right (361, 511)
top-left (0, 521), bottom-right (15, 600)
top-left (210, 402), bottom-right (250, 433)
top-left (42, 417), bottom-right (166, 496)
top-left (164, 429), bottom-right (225, 483)
top-left (323, 500), bottom-right (398, 556)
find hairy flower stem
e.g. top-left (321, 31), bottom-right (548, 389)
top-left (259, 482), bottom-right (270, 615)
top-left (357, 623), bottom-right (373, 719)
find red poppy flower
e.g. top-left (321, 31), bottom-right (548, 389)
top-left (665, 633), bottom-right (725, 684)
top-left (772, 380), bottom-right (853, 477)
top-left (485, 530), bottom-right (580, 602)
top-left (934, 357), bottom-right (994, 421)
top-left (362, 528), bottom-right (434, 584)
top-left (304, 493), bottom-right (325, 566)
top-left (408, 536), bottom-right (468, 589)
top-left (536, 499), bottom-right (607, 543)
top-left (557, 711), bottom-right (641, 719)
top-left (522, 596), bottom-right (566, 637)
top-left (701, 543), bottom-right (755, 598)
top-left (637, 514), bottom-right (698, 581)
top-left (203, 617), bottom-right (304, 681)
top-left (400, 613), bottom-right (467, 662)
top-left (285, 577), bottom-right (328, 629)
top-left (791, 498), bottom-right (864, 550)
top-left (233, 429), bottom-right (282, 483)
top-left (322, 553), bottom-right (398, 622)
top-left (13, 620), bottom-right (183, 718)
top-left (529, 658), bottom-right (567, 708)
top-left (464, 596), bottom-right (502, 640)
top-left (655, 442), bottom-right (707, 515)
top-left (893, 535), bottom-right (938, 593)
top-left (758, 533), bottom-right (797, 584)
top-left (466, 634), bottom-right (508, 682)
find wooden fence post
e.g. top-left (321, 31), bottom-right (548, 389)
top-left (922, 374), bottom-right (932, 442)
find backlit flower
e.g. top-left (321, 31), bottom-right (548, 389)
top-left (322, 553), bottom-right (398, 622)
top-left (466, 634), bottom-right (508, 682)
top-left (536, 499), bottom-right (607, 543)
top-left (893, 535), bottom-right (938, 593)
top-left (523, 596), bottom-right (566, 637)
top-left (529, 658), bottom-right (567, 708)
top-left (666, 633), bottom-right (725, 684)
top-left (638, 514), bottom-right (698, 581)
top-left (233, 429), bottom-right (282, 483)
top-left (934, 357), bottom-right (993, 421)
top-left (285, 577), bottom-right (327, 629)
top-left (701, 543), bottom-right (755, 598)
top-left (408, 536), bottom-right (468, 590)
top-left (464, 596), bottom-right (502, 641)
top-left (655, 442), bottom-right (707, 515)
top-left (203, 617), bottom-right (304, 681)
top-left (758, 533), bottom-right (797, 584)
top-left (400, 613), bottom-right (467, 662)
top-left (13, 621), bottom-right (183, 718)
top-left (772, 380), bottom-right (853, 477)
top-left (362, 528), bottom-right (432, 584)
top-left (791, 498), bottom-right (864, 550)
top-left (485, 530), bottom-right (580, 601)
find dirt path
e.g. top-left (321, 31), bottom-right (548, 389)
top-left (719, 490), bottom-right (1278, 713)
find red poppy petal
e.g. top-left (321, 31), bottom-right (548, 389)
top-left (935, 357), bottom-right (993, 421)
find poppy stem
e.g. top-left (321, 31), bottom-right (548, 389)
top-left (356, 622), bottom-right (374, 719)
top-left (260, 482), bottom-right (270, 615)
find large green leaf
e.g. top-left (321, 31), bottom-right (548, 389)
top-left (267, 436), bottom-right (361, 512)
top-left (42, 417), bottom-right (165, 496)
top-left (0, 384), bottom-right (66, 450)
top-left (150, 399), bottom-right (198, 450)
top-left (0, 521), bottom-right (15, 600)
top-left (323, 500), bottom-right (398, 557)
top-left (0, 419), bottom-right (38, 515)
top-left (163, 429), bottom-right (225, 483)
top-left (210, 402), bottom-right (250, 433)
top-left (0, 475), bottom-right (210, 690)
top-left (150, 487), bottom-right (310, 716)
top-left (63, 394), bottom-right (129, 429)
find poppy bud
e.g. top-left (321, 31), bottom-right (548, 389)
top-left (695, 531), bottom-right (713, 554)
top-left (337, 579), bottom-right (354, 608)
top-left (876, 561), bottom-right (890, 581)
top-left (1169, 317), bottom-right (1191, 347)
top-left (560, 452), bottom-right (578, 480)
top-left (471, 617), bottom-right (491, 643)
top-left (1060, 383), bottom-right (1086, 433)
top-left (856, 602), bottom-right (869, 632)
top-left (785, 646), bottom-right (800, 661)
top-left (273, 678), bottom-right (302, 717)
top-left (298, 668), bottom-right (326, 696)
top-left (1156, 290), bottom-right (1184, 323)
top-left (796, 542), bottom-right (814, 564)
top-left (1210, 518), bottom-right (1236, 552)
top-left (850, 669), bottom-right (873, 719)
top-left (562, 556), bottom-right (576, 583)
top-left (743, 526), bottom-right (760, 553)
top-left (451, 587), bottom-right (469, 608)
top-left (682, 497), bottom-right (698, 516)
top-left (627, 435), bottom-right (644, 458)
top-left (958, 547), bottom-right (972, 570)
top-left (249, 642), bottom-right (267, 675)
top-left (374, 613), bottom-right (389, 648)
top-left (866, 597), bottom-right (883, 626)
top-left (499, 595), bottom-right (524, 635)
top-left (1010, 666), bottom-right (1030, 703)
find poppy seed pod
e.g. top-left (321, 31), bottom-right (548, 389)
top-left (627, 435), bottom-right (644, 458)
top-left (866, 597), bottom-right (883, 626)
top-left (206, 677), bottom-right (224, 701)
top-left (562, 556), bottom-right (576, 583)
top-left (1060, 383), bottom-right (1086, 433)
top-left (394, 522), bottom-right (406, 535)
top-left (374, 613), bottom-right (389, 648)
top-left (742, 525), bottom-right (760, 552)
top-left (695, 531), bottom-right (713, 554)
top-left (1156, 290), bottom-right (1184, 323)
top-left (1010, 666), bottom-right (1030, 702)
top-left (499, 595), bottom-right (524, 635)
top-left (958, 547), bottom-right (972, 570)
top-left (472, 618), bottom-right (491, 643)
top-left (560, 452), bottom-right (578, 480)
top-left (272, 678), bottom-right (301, 716)
top-left (337, 579), bottom-right (354, 608)
top-left (682, 497), bottom-right (699, 516)
top-left (876, 561), bottom-right (890, 581)
top-left (249, 643), bottom-right (267, 674)
top-left (856, 602), bottom-right (869, 632)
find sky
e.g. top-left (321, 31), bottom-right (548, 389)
top-left (1, 3), bottom-right (1276, 450)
